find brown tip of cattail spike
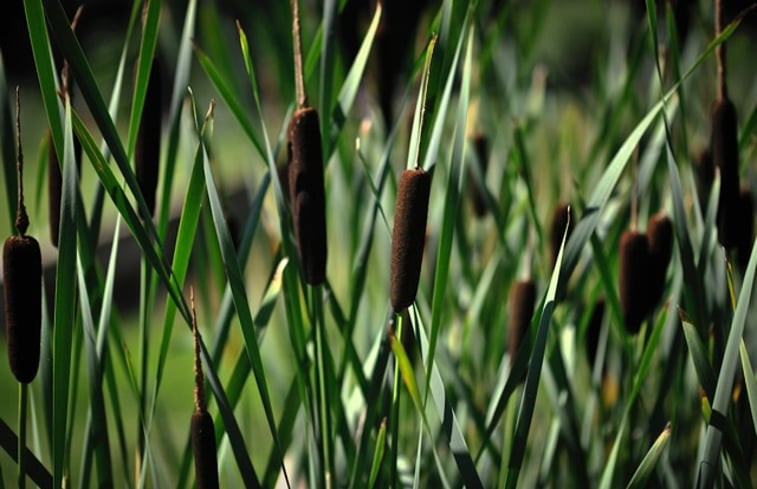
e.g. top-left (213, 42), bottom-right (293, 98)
top-left (135, 56), bottom-right (162, 219)
top-left (288, 106), bottom-right (327, 285)
top-left (469, 133), bottom-right (489, 217)
top-left (390, 168), bottom-right (431, 312)
top-left (550, 203), bottom-right (573, 268)
top-left (3, 236), bottom-right (42, 383)
top-left (710, 97), bottom-right (740, 248)
top-left (646, 212), bottom-right (673, 311)
top-left (585, 297), bottom-right (605, 367)
top-left (4, 87), bottom-right (42, 384)
top-left (736, 189), bottom-right (754, 269)
top-left (619, 230), bottom-right (651, 334)
top-left (507, 279), bottom-right (536, 362)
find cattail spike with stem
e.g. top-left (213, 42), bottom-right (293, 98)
top-left (291, 0), bottom-right (307, 108)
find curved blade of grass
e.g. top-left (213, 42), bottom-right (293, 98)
top-left (23, 0), bottom-right (63, 156)
top-left (559, 15), bottom-right (744, 291)
top-left (504, 206), bottom-right (569, 489)
top-left (320, 0), bottom-right (337, 136)
top-left (75, 255), bottom-right (113, 488)
top-left (40, 0), bottom-right (165, 233)
top-left (682, 319), bottom-right (716, 399)
top-left (156, 0), bottom-right (196, 241)
top-left (125, 0), bottom-right (161, 157)
top-left (0, 419), bottom-right (53, 489)
top-left (71, 109), bottom-right (190, 320)
top-left (425, 24), bottom-right (472, 402)
top-left (325, 1), bottom-right (382, 154)
top-left (50, 97), bottom-right (78, 489)
top-left (368, 419), bottom-right (387, 489)
top-left (202, 133), bottom-right (289, 486)
top-left (626, 422), bottom-right (671, 489)
top-left (738, 340), bottom-right (757, 436)
top-left (695, 238), bottom-right (757, 488)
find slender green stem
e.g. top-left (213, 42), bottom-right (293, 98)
top-left (389, 313), bottom-right (404, 488)
top-left (137, 258), bottom-right (151, 479)
top-left (18, 382), bottom-right (28, 489)
top-left (312, 284), bottom-right (334, 488)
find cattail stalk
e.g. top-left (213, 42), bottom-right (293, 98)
top-left (190, 290), bottom-right (219, 489)
top-left (4, 87), bottom-right (42, 384)
top-left (390, 168), bottom-right (431, 311)
top-left (287, 0), bottom-right (327, 285)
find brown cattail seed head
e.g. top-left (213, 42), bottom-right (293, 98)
top-left (3, 235), bottom-right (42, 383)
top-left (135, 57), bottom-right (162, 219)
top-left (710, 98), bottom-right (740, 248)
top-left (191, 410), bottom-right (219, 489)
top-left (390, 168), bottom-right (431, 311)
top-left (585, 298), bottom-right (605, 367)
top-left (508, 279), bottom-right (536, 362)
top-left (550, 203), bottom-right (573, 268)
top-left (619, 230), bottom-right (651, 334)
top-left (48, 130), bottom-right (82, 248)
top-left (646, 213), bottom-right (673, 311)
top-left (288, 106), bottom-right (327, 285)
top-left (469, 133), bottom-right (489, 217)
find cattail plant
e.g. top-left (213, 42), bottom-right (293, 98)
top-left (190, 291), bottom-right (219, 489)
top-left (710, 0), bottom-right (740, 249)
top-left (469, 133), bottom-right (489, 217)
top-left (3, 88), bottom-right (41, 384)
top-left (390, 168), bottom-right (431, 312)
top-left (550, 202), bottom-right (573, 268)
top-left (287, 0), bottom-right (327, 285)
top-left (618, 229), bottom-right (651, 334)
top-left (507, 279), bottom-right (536, 362)
top-left (135, 56), bottom-right (162, 218)
top-left (646, 212), bottom-right (673, 311)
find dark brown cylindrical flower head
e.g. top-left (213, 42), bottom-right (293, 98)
top-left (390, 168), bottom-right (431, 312)
top-left (550, 203), bottom-right (573, 268)
top-left (508, 279), bottom-right (536, 362)
top-left (135, 57), bottom-right (162, 219)
top-left (710, 97), bottom-right (740, 249)
top-left (469, 133), bottom-right (489, 217)
top-left (48, 130), bottom-right (82, 248)
top-left (585, 297), bottom-right (605, 367)
top-left (646, 213), bottom-right (673, 311)
top-left (191, 410), bottom-right (220, 489)
top-left (619, 230), bottom-right (651, 334)
top-left (288, 106), bottom-right (327, 285)
top-left (3, 234), bottom-right (42, 383)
